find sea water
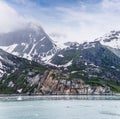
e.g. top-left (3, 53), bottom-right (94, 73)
top-left (0, 95), bottom-right (120, 119)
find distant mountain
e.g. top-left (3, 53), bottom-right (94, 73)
top-left (0, 23), bottom-right (57, 64)
top-left (96, 30), bottom-right (120, 58)
top-left (97, 30), bottom-right (120, 49)
top-left (51, 30), bottom-right (120, 68)
top-left (51, 40), bottom-right (120, 68)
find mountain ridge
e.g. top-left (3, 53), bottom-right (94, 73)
top-left (0, 25), bottom-right (120, 94)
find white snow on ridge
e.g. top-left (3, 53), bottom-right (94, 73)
top-left (0, 46), bottom-right (8, 51)
top-left (12, 52), bottom-right (19, 56)
top-left (0, 44), bottom-right (18, 53)
top-left (100, 38), bottom-right (120, 49)
top-left (22, 53), bottom-right (32, 60)
top-left (95, 31), bottom-right (120, 49)
top-left (83, 42), bottom-right (96, 49)
top-left (7, 44), bottom-right (18, 53)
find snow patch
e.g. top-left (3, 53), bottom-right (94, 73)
top-left (23, 53), bottom-right (32, 60)
top-left (58, 60), bottom-right (73, 67)
top-left (40, 37), bottom-right (46, 41)
top-left (100, 38), bottom-right (120, 49)
top-left (58, 54), bottom-right (64, 58)
top-left (23, 43), bottom-right (29, 51)
top-left (8, 81), bottom-right (14, 88)
top-left (83, 42), bottom-right (96, 49)
top-left (12, 52), bottom-right (19, 56)
top-left (96, 30), bottom-right (120, 49)
top-left (41, 44), bottom-right (45, 47)
top-left (33, 38), bottom-right (36, 42)
top-left (21, 43), bottom-right (26, 46)
top-left (71, 71), bottom-right (78, 74)
top-left (42, 53), bottom-right (54, 63)
top-left (0, 44), bottom-right (18, 53)
top-left (28, 44), bottom-right (36, 56)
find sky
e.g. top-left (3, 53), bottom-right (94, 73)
top-left (0, 0), bottom-right (120, 43)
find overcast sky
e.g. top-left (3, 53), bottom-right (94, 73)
top-left (1, 0), bottom-right (120, 43)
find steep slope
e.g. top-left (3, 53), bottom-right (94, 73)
top-left (0, 48), bottom-right (33, 78)
top-left (0, 23), bottom-right (57, 63)
top-left (0, 48), bottom-right (48, 94)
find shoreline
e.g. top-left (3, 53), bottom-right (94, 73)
top-left (0, 94), bottom-right (120, 101)
top-left (0, 93), bottom-right (119, 97)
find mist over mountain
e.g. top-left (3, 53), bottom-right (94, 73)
top-left (0, 23), bottom-right (57, 64)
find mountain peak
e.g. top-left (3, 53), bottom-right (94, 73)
top-left (94, 30), bottom-right (120, 49)
top-left (0, 23), bottom-right (57, 62)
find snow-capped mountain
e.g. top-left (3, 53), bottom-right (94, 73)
top-left (51, 30), bottom-right (120, 70)
top-left (96, 30), bottom-right (120, 49)
top-left (0, 22), bottom-right (120, 68)
top-left (95, 30), bottom-right (120, 58)
top-left (0, 29), bottom-right (120, 94)
top-left (0, 23), bottom-right (57, 63)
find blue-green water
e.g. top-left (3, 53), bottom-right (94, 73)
top-left (0, 96), bottom-right (120, 119)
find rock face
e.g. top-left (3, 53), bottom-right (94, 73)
top-left (34, 70), bottom-right (111, 95)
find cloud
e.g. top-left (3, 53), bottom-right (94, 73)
top-left (102, 0), bottom-right (120, 11)
top-left (1, 0), bottom-right (120, 44)
top-left (0, 1), bottom-right (27, 33)
top-left (43, 0), bottom-right (120, 43)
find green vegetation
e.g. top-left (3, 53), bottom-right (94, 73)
top-left (0, 59), bottom-right (48, 94)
